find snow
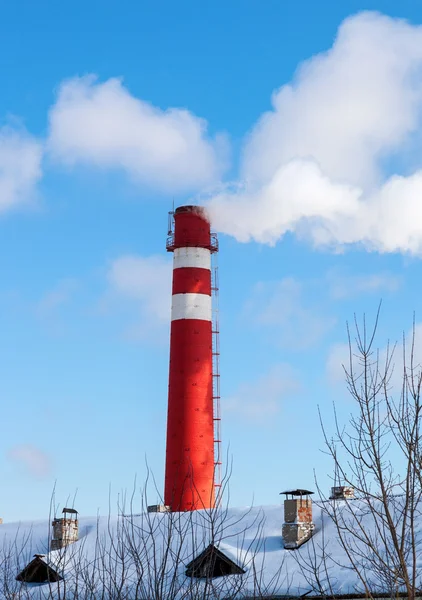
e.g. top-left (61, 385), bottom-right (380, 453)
top-left (0, 500), bottom-right (420, 598)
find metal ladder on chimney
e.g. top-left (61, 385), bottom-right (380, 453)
top-left (211, 251), bottom-right (222, 505)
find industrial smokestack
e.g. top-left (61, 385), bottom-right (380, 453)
top-left (164, 205), bottom-right (218, 511)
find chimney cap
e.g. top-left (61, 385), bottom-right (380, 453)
top-left (175, 204), bottom-right (203, 214)
top-left (62, 507), bottom-right (78, 515)
top-left (280, 489), bottom-right (314, 497)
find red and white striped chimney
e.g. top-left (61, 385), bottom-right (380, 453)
top-left (164, 205), bottom-right (217, 511)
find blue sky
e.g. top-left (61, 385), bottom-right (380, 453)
top-left (2, 0), bottom-right (422, 521)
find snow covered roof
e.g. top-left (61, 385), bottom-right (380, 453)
top-left (0, 500), bottom-right (419, 598)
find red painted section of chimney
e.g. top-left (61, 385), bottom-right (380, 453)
top-left (164, 206), bottom-right (216, 511)
top-left (172, 268), bottom-right (212, 295)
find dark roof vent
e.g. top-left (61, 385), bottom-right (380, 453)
top-left (16, 555), bottom-right (62, 583)
top-left (185, 544), bottom-right (246, 578)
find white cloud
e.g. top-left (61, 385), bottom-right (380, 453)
top-left (245, 277), bottom-right (334, 349)
top-left (0, 126), bottom-right (42, 213)
top-left (326, 342), bottom-right (350, 384)
top-left (48, 75), bottom-right (228, 192)
top-left (206, 12), bottom-right (422, 255)
top-left (8, 444), bottom-right (52, 479)
top-left (225, 364), bottom-right (300, 422)
top-left (242, 12), bottom-right (422, 190)
top-left (107, 254), bottom-right (172, 338)
top-left (327, 271), bottom-right (401, 300)
top-left (37, 278), bottom-right (78, 315)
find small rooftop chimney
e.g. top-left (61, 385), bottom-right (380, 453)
top-left (281, 489), bottom-right (315, 549)
top-left (329, 485), bottom-right (355, 500)
top-left (147, 504), bottom-right (171, 513)
top-left (50, 507), bottom-right (79, 551)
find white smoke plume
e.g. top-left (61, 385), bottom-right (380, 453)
top-left (206, 12), bottom-right (422, 254)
